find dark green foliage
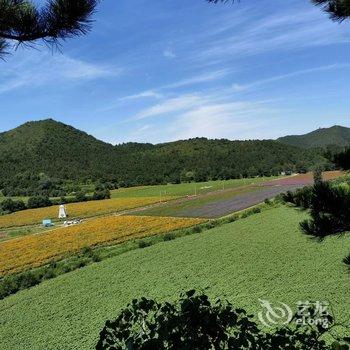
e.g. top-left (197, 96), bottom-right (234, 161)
top-left (75, 191), bottom-right (87, 202)
top-left (300, 182), bottom-right (350, 238)
top-left (333, 147), bottom-right (350, 170)
top-left (312, 0), bottom-right (350, 22)
top-left (96, 290), bottom-right (348, 350)
top-left (209, 0), bottom-right (350, 21)
top-left (282, 187), bottom-right (313, 209)
top-left (0, 198), bottom-right (26, 213)
top-left (0, 0), bottom-right (98, 58)
top-left (0, 120), bottom-right (329, 193)
top-left (92, 189), bottom-right (111, 200)
top-left (163, 233), bottom-right (176, 241)
top-left (343, 253), bottom-right (350, 266)
top-left (138, 240), bottom-right (152, 249)
top-left (1, 173), bottom-right (67, 197)
top-left (27, 196), bottom-right (52, 209)
top-left (192, 225), bottom-right (203, 233)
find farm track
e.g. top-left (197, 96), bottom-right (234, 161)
top-left (174, 184), bottom-right (304, 218)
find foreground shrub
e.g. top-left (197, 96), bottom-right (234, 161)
top-left (282, 186), bottom-right (313, 209)
top-left (96, 290), bottom-right (348, 350)
top-left (300, 181), bottom-right (350, 238)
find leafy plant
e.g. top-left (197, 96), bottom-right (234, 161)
top-left (96, 290), bottom-right (349, 350)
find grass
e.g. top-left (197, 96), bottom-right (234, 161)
top-left (111, 177), bottom-right (278, 199)
top-left (0, 206), bottom-right (349, 350)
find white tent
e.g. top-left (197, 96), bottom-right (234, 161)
top-left (58, 204), bottom-right (67, 219)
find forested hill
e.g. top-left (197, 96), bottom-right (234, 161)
top-left (277, 125), bottom-right (350, 149)
top-left (0, 119), bottom-right (329, 191)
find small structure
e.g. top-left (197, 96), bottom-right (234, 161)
top-left (58, 204), bottom-right (67, 219)
top-left (42, 219), bottom-right (54, 227)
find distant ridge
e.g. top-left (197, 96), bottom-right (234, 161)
top-left (277, 125), bottom-right (350, 149)
top-left (0, 119), bottom-right (335, 189)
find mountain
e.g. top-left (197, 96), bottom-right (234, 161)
top-left (0, 119), bottom-right (329, 195)
top-left (0, 119), bottom-right (118, 181)
top-left (277, 125), bottom-right (350, 149)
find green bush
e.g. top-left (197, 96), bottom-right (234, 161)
top-left (93, 189), bottom-right (110, 200)
top-left (96, 290), bottom-right (348, 350)
top-left (0, 198), bottom-right (26, 213)
top-left (163, 233), bottom-right (175, 241)
top-left (27, 196), bottom-right (52, 209)
top-left (138, 240), bottom-right (152, 249)
top-left (192, 225), bottom-right (203, 233)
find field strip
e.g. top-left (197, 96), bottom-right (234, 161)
top-left (0, 215), bottom-right (205, 276)
top-left (0, 196), bottom-right (180, 231)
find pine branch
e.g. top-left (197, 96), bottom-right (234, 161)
top-left (208, 0), bottom-right (350, 21)
top-left (312, 0), bottom-right (350, 22)
top-left (0, 0), bottom-right (98, 57)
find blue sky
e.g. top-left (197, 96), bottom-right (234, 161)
top-left (0, 0), bottom-right (350, 144)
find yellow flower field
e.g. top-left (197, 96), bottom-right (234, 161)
top-left (0, 215), bottom-right (205, 276)
top-left (0, 196), bottom-right (175, 229)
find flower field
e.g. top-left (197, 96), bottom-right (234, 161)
top-left (0, 197), bottom-right (176, 229)
top-left (0, 215), bottom-right (205, 276)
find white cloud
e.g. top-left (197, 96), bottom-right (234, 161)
top-left (134, 94), bottom-right (202, 120)
top-left (161, 69), bottom-right (230, 89)
top-left (190, 8), bottom-right (350, 63)
top-left (0, 50), bottom-right (122, 94)
top-left (118, 90), bottom-right (163, 102)
top-left (229, 64), bottom-right (350, 93)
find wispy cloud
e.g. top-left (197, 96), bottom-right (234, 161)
top-left (229, 63), bottom-right (350, 93)
top-left (118, 90), bottom-right (163, 102)
top-left (0, 50), bottom-right (122, 94)
top-left (189, 8), bottom-right (350, 63)
top-left (161, 69), bottom-right (231, 89)
top-left (134, 94), bottom-right (202, 120)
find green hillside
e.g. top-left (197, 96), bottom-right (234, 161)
top-left (277, 125), bottom-right (350, 149)
top-left (0, 119), bottom-right (327, 195)
top-left (0, 206), bottom-right (349, 350)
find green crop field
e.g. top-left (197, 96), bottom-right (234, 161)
top-left (0, 206), bottom-right (349, 350)
top-left (111, 176), bottom-right (278, 198)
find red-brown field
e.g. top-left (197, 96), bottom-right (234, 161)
top-left (262, 170), bottom-right (345, 186)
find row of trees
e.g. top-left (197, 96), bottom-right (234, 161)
top-left (0, 188), bottom-right (110, 214)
